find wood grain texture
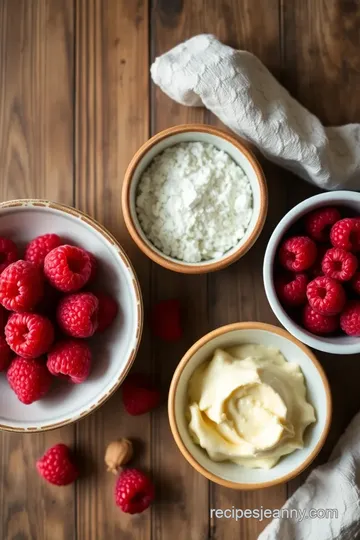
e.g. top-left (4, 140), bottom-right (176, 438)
top-left (0, 1), bottom-right (75, 540)
top-left (74, 1), bottom-right (151, 539)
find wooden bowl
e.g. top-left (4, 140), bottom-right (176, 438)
top-left (122, 125), bottom-right (268, 274)
top-left (168, 322), bottom-right (331, 490)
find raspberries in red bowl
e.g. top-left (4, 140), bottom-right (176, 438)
top-left (264, 191), bottom-right (360, 354)
top-left (0, 200), bottom-right (142, 431)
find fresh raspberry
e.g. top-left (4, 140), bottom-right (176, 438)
top-left (0, 260), bottom-right (44, 312)
top-left (302, 304), bottom-right (339, 335)
top-left (321, 247), bottom-right (358, 281)
top-left (275, 273), bottom-right (308, 307)
top-left (0, 237), bottom-right (18, 273)
top-left (278, 236), bottom-right (317, 272)
top-left (44, 245), bottom-right (91, 293)
top-left (115, 468), bottom-right (155, 514)
top-left (57, 292), bottom-right (99, 338)
top-left (351, 272), bottom-right (360, 295)
top-left (96, 293), bottom-right (118, 332)
top-left (305, 207), bottom-right (341, 242)
top-left (7, 356), bottom-right (52, 404)
top-left (330, 218), bottom-right (360, 252)
top-left (306, 276), bottom-right (346, 315)
top-left (0, 336), bottom-right (12, 371)
top-left (36, 444), bottom-right (79, 486)
top-left (151, 299), bottom-right (182, 341)
top-left (87, 252), bottom-right (97, 282)
top-left (25, 234), bottom-right (62, 268)
top-left (47, 340), bottom-right (92, 383)
top-left (5, 313), bottom-right (54, 359)
top-left (122, 373), bottom-right (161, 415)
top-left (340, 301), bottom-right (360, 336)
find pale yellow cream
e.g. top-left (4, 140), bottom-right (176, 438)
top-left (187, 344), bottom-right (316, 469)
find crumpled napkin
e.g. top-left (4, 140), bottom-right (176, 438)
top-left (151, 34), bottom-right (360, 191)
top-left (258, 411), bottom-right (360, 540)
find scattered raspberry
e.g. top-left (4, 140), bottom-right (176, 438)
top-left (306, 276), bottom-right (346, 315)
top-left (0, 336), bottom-right (12, 371)
top-left (115, 468), bottom-right (155, 514)
top-left (305, 207), bottom-right (341, 242)
top-left (44, 245), bottom-right (91, 293)
top-left (47, 340), bottom-right (92, 383)
top-left (340, 301), bottom-right (360, 336)
top-left (57, 292), bottom-right (99, 338)
top-left (278, 236), bottom-right (317, 272)
top-left (87, 252), bottom-right (97, 283)
top-left (36, 444), bottom-right (79, 486)
top-left (330, 218), bottom-right (360, 252)
top-left (351, 272), bottom-right (360, 295)
top-left (0, 260), bottom-right (44, 312)
top-left (7, 356), bottom-right (52, 404)
top-left (25, 234), bottom-right (62, 268)
top-left (96, 293), bottom-right (118, 332)
top-left (0, 237), bottom-right (18, 273)
top-left (275, 272), bottom-right (308, 307)
top-left (321, 247), bottom-right (358, 281)
top-left (122, 373), bottom-right (161, 416)
top-left (151, 299), bottom-right (182, 342)
top-left (302, 304), bottom-right (339, 335)
top-left (5, 313), bottom-right (54, 359)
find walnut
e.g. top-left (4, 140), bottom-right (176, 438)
top-left (105, 438), bottom-right (133, 474)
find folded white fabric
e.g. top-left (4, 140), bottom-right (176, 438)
top-left (151, 34), bottom-right (360, 191)
top-left (258, 412), bottom-right (360, 540)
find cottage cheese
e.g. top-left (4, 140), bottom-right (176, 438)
top-left (136, 142), bottom-right (253, 263)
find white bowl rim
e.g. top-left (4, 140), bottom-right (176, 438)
top-left (0, 198), bottom-right (143, 432)
top-left (264, 191), bottom-right (360, 355)
top-left (168, 321), bottom-right (332, 490)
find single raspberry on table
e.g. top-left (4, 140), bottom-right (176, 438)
top-left (0, 237), bottom-right (18, 274)
top-left (302, 304), bottom-right (339, 335)
top-left (306, 276), bottom-right (346, 315)
top-left (351, 272), bottom-right (360, 295)
top-left (44, 245), bottom-right (91, 293)
top-left (0, 260), bottom-right (44, 312)
top-left (5, 313), bottom-right (54, 359)
top-left (57, 292), bottom-right (99, 338)
top-left (275, 272), bottom-right (308, 307)
top-left (96, 292), bottom-right (118, 332)
top-left (278, 236), bottom-right (317, 272)
top-left (36, 444), bottom-right (79, 486)
top-left (340, 301), bottom-right (360, 336)
top-left (87, 252), bottom-right (97, 283)
top-left (0, 335), bottom-right (12, 371)
top-left (151, 299), bottom-right (182, 342)
top-left (7, 356), bottom-right (52, 404)
top-left (305, 207), bottom-right (341, 243)
top-left (115, 468), bottom-right (155, 514)
top-left (47, 340), bottom-right (92, 383)
top-left (25, 234), bottom-right (62, 268)
top-left (321, 247), bottom-right (358, 281)
top-left (122, 373), bottom-right (161, 416)
top-left (330, 218), bottom-right (360, 252)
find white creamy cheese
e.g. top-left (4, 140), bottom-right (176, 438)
top-left (136, 142), bottom-right (253, 263)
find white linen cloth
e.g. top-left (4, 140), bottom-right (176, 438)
top-left (151, 34), bottom-right (360, 191)
top-left (258, 411), bottom-right (360, 540)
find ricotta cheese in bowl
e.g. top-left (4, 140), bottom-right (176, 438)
top-left (136, 142), bottom-right (253, 263)
top-left (187, 344), bottom-right (316, 469)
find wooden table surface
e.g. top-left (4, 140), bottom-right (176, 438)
top-left (1, 1), bottom-right (360, 539)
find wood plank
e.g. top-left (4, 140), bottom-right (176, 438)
top-left (0, 1), bottom-right (75, 540)
top-left (74, 1), bottom-right (151, 539)
top-left (281, 0), bottom-right (360, 497)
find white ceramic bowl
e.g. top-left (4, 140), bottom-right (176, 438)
top-left (168, 322), bottom-right (331, 490)
top-left (264, 191), bottom-right (360, 355)
top-left (0, 199), bottom-right (143, 432)
top-left (122, 124), bottom-right (268, 274)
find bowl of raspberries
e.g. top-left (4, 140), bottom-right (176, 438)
top-left (263, 191), bottom-right (360, 354)
top-left (0, 200), bottom-right (143, 431)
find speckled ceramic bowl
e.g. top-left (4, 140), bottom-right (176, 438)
top-left (122, 124), bottom-right (268, 274)
top-left (0, 199), bottom-right (143, 432)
